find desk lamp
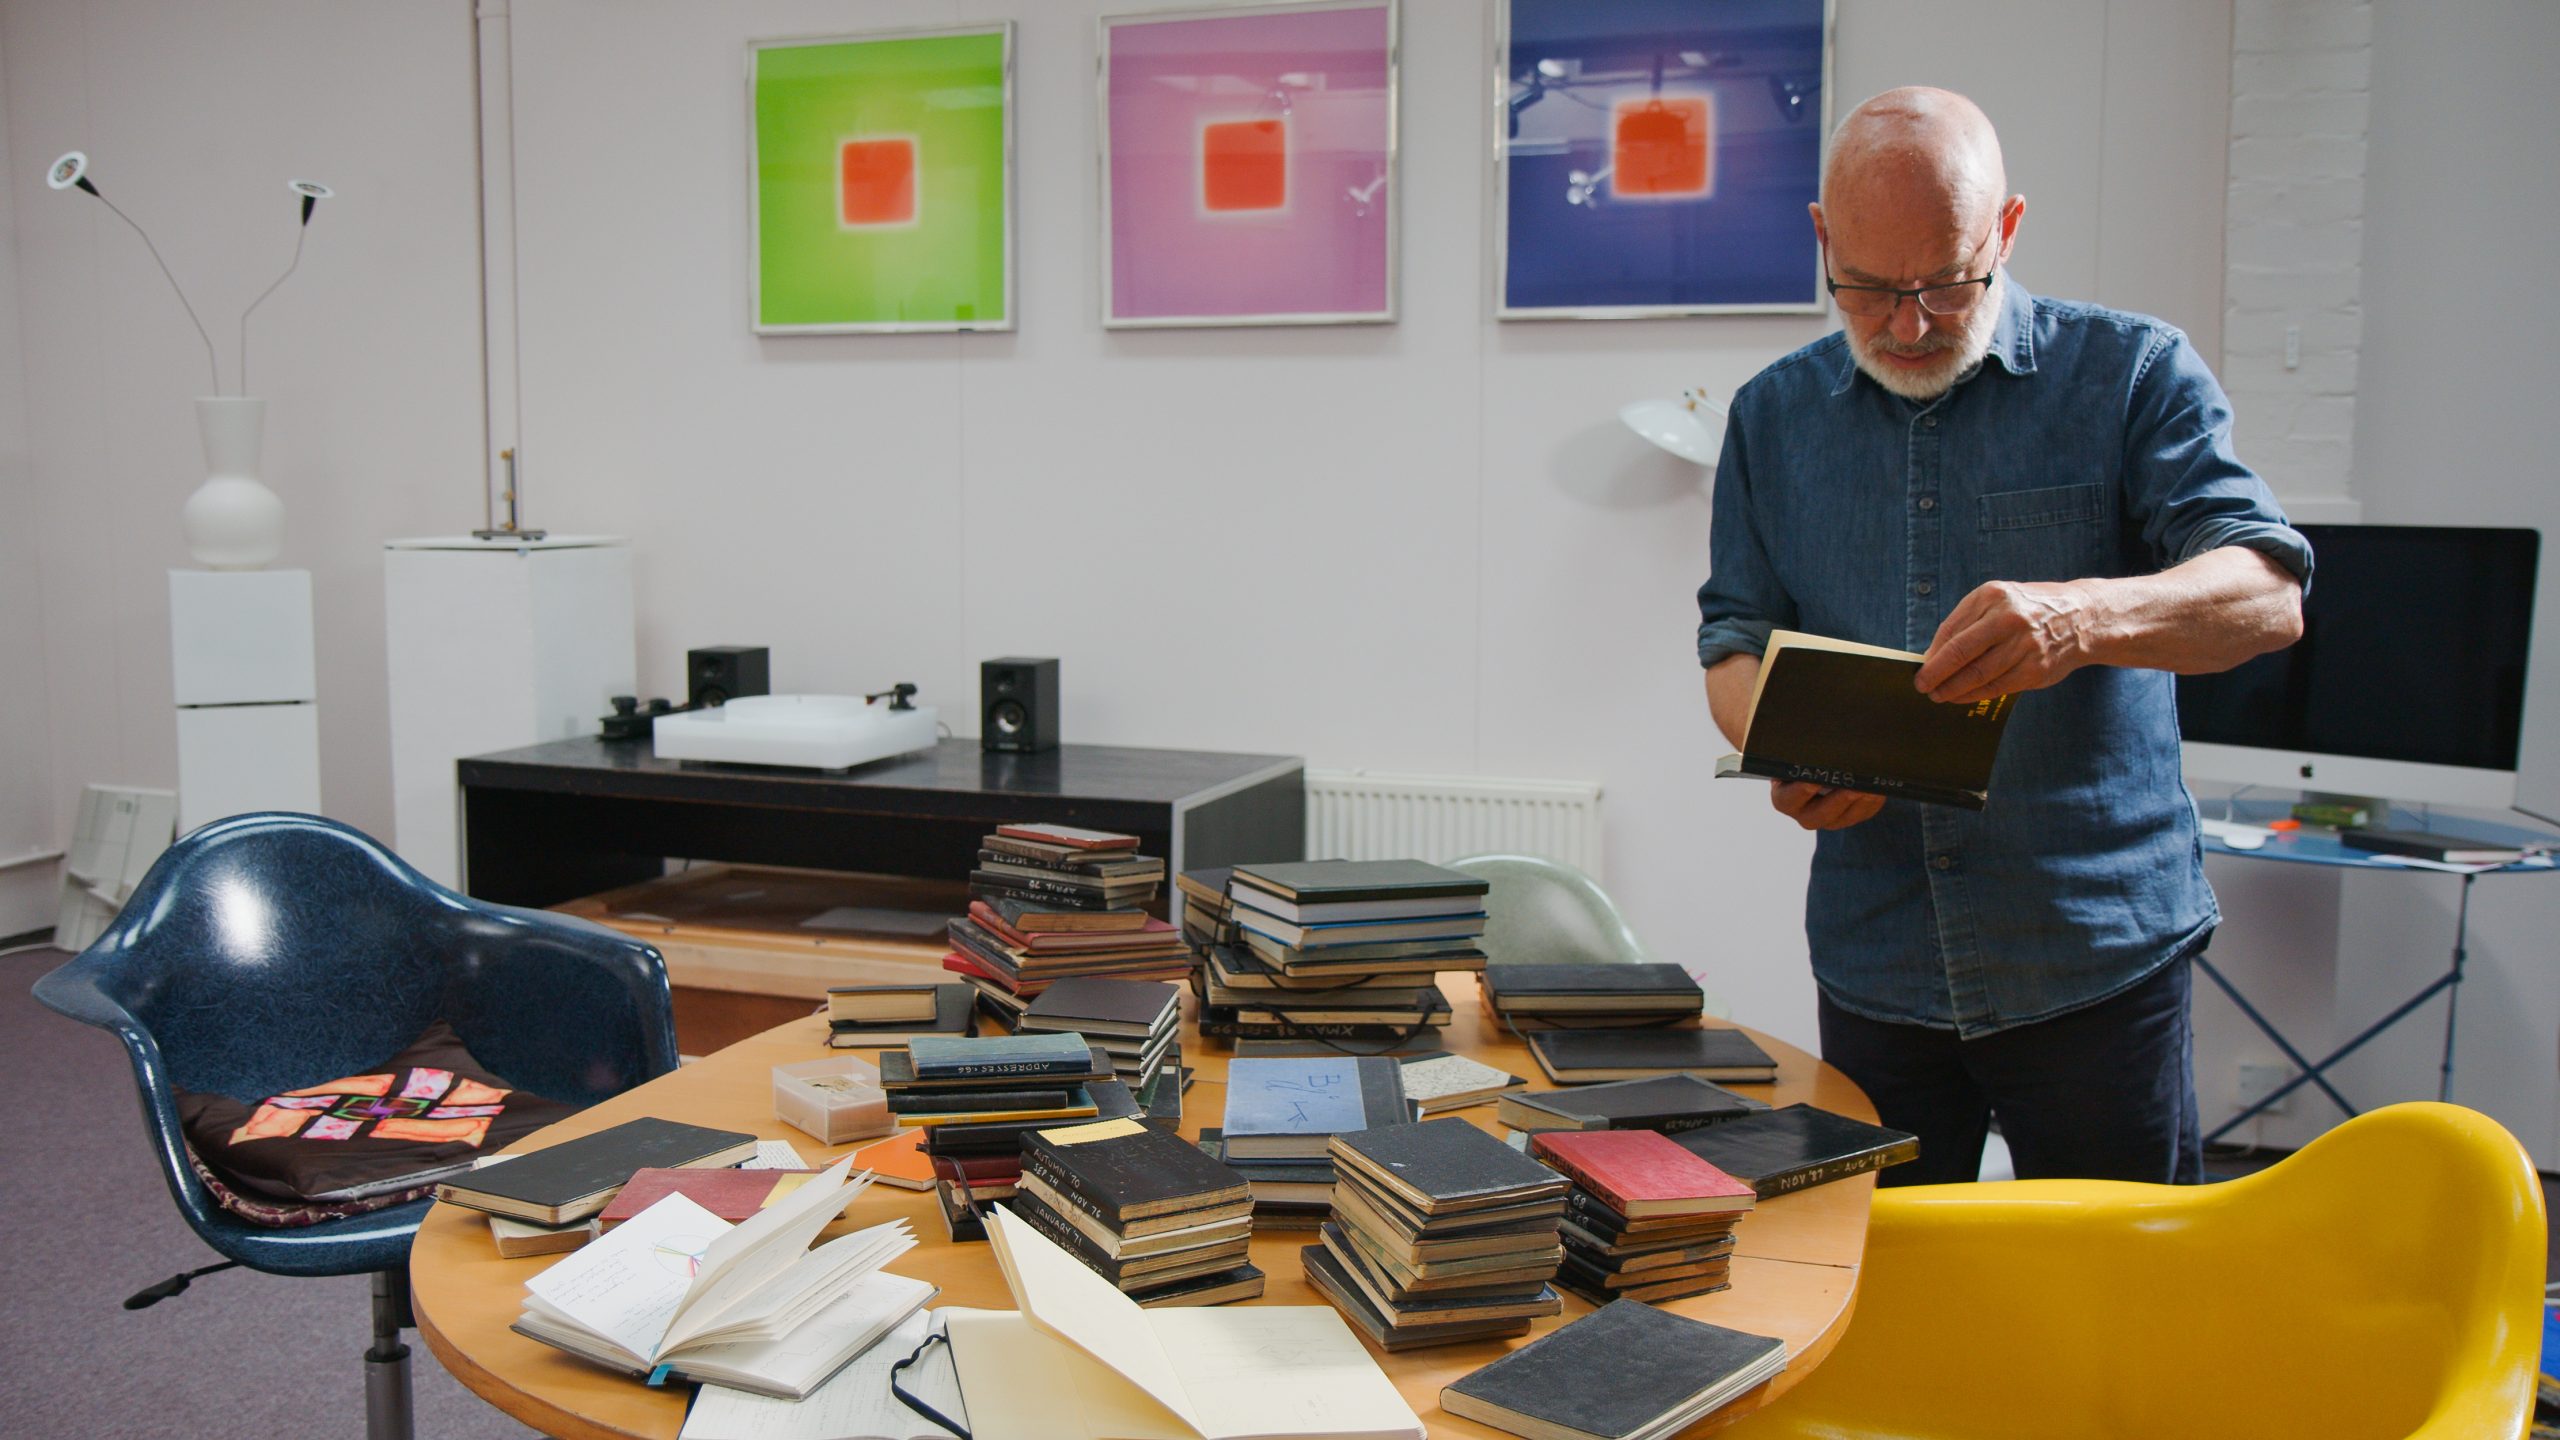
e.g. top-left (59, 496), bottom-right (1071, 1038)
top-left (1618, 388), bottom-right (1726, 477)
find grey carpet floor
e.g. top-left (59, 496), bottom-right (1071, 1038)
top-left (0, 945), bottom-right (535, 1439)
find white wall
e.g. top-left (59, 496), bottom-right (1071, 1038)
top-left (1, 0), bottom-right (485, 862)
top-left (0, 0), bottom-right (2234, 1053)
top-left (487, 0), bottom-right (2233, 1056)
top-left (0, 19), bottom-right (57, 936)
top-left (2222, 0), bottom-right (2367, 509)
top-left (2186, 1), bottom-right (2560, 1172)
top-left (2342, 0), bottom-right (2560, 1167)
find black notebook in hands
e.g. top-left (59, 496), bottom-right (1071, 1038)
top-left (1716, 629), bottom-right (2015, 810)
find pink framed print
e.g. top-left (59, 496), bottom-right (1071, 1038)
top-left (1099, 0), bottom-right (1398, 328)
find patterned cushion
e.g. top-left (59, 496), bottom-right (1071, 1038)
top-left (178, 1021), bottom-right (577, 1214)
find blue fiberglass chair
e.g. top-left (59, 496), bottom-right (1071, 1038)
top-left (32, 812), bottom-right (680, 1440)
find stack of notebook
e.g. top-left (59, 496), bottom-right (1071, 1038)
top-left (1011, 1116), bottom-right (1265, 1307)
top-left (822, 981), bottom-right (977, 1049)
top-left (1196, 860), bottom-right (1489, 1044)
top-left (1531, 1128), bottom-right (1755, 1304)
top-left (928, 1149), bottom-right (1021, 1213)
top-left (880, 1033), bottom-right (1137, 1240)
top-left (1525, 1026), bottom-right (1778, 1086)
top-left (436, 1117), bottom-right (759, 1250)
top-left (1301, 1119), bottom-right (1568, 1351)
top-left (1195, 942), bottom-right (1456, 1045)
top-left (883, 1034), bottom-right (1112, 1130)
top-left (1210, 1054), bottom-right (1409, 1228)
top-left (1496, 1073), bottom-right (1763, 1136)
top-left (1194, 1129), bottom-right (1338, 1231)
top-left (1482, 962), bottom-right (1706, 1031)
top-left (968, 821), bottom-right (1167, 913)
top-left (1174, 866), bottom-right (1239, 950)
top-left (945, 826), bottom-right (1190, 1029)
top-left (1018, 977), bottom-right (1182, 1101)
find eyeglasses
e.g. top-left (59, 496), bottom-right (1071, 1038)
top-left (1824, 217), bottom-right (2001, 319)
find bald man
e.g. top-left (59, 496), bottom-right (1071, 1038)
top-left (1694, 88), bottom-right (2309, 1185)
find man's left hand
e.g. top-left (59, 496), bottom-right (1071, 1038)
top-left (1915, 580), bottom-right (2098, 705)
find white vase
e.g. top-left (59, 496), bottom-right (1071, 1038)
top-left (182, 396), bottom-right (284, 569)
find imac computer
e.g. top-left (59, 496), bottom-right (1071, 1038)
top-left (2176, 524), bottom-right (2541, 810)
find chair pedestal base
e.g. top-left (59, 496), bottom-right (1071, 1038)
top-left (367, 1270), bottom-right (414, 1440)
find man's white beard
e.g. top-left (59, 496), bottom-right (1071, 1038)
top-left (1846, 273), bottom-right (2004, 401)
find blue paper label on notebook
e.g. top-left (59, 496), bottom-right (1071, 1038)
top-left (1224, 1056), bottom-right (1372, 1136)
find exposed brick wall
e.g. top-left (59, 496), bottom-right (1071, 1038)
top-left (2224, 0), bottom-right (2369, 504)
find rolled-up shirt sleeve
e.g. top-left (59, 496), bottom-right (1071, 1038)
top-left (1695, 387), bottom-right (1794, 667)
top-left (2123, 325), bottom-right (2315, 590)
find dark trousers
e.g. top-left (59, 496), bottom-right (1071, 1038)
top-left (1816, 956), bottom-right (2203, 1185)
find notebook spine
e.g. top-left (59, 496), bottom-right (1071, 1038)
top-left (1729, 754), bottom-right (1988, 811)
top-left (1747, 1141), bottom-right (1922, 1198)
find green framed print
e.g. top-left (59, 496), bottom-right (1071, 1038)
top-left (749, 25), bottom-right (1015, 333)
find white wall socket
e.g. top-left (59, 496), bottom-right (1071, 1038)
top-left (2237, 1062), bottom-right (2295, 1113)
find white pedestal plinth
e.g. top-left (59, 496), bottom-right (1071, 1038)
top-left (383, 535), bottom-right (635, 889)
top-left (169, 569), bottom-right (323, 834)
top-left (175, 703), bottom-right (322, 833)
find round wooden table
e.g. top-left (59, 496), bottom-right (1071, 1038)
top-left (413, 975), bottom-right (1876, 1439)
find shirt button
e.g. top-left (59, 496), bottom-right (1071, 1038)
top-left (1922, 415), bottom-right (1939, 429)
top-left (1932, 854), bottom-right (1955, 871)
top-left (1918, 497), bottom-right (1937, 511)
top-left (1916, 580), bottom-right (1935, 595)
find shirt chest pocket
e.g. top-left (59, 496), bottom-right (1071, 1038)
top-left (1976, 481), bottom-right (2112, 581)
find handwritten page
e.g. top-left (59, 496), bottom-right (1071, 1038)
top-left (669, 1271), bottom-right (936, 1405)
top-left (744, 1139), bottom-right (812, 1170)
top-left (525, 1192), bottom-right (730, 1363)
top-left (665, 1160), bottom-right (868, 1353)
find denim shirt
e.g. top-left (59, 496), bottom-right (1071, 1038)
top-left (1695, 278), bottom-right (2312, 1038)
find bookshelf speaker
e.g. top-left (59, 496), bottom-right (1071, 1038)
top-left (981, 657), bottom-right (1058, 753)
top-left (687, 645), bottom-right (770, 709)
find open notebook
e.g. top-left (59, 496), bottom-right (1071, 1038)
top-left (514, 1157), bottom-right (933, 1399)
top-left (939, 1206), bottom-right (1425, 1440)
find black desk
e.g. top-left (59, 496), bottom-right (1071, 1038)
top-left (456, 737), bottom-right (1304, 909)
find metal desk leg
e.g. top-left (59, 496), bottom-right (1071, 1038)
top-left (2200, 872), bottom-right (2477, 1144)
top-left (2196, 954), bottom-right (2360, 1138)
top-left (2439, 873), bottom-right (2473, 1102)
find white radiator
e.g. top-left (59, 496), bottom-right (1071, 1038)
top-left (1303, 770), bottom-right (1605, 880)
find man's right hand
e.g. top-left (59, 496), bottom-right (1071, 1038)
top-left (1770, 781), bottom-right (1886, 831)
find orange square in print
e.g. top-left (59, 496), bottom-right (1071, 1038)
top-left (1201, 119), bottom-right (1287, 212)
top-left (1613, 96), bottom-right (1713, 198)
top-left (284, 1073), bottom-right (392, 1098)
top-left (374, 1115), bottom-right (494, 1147)
top-left (839, 137), bottom-right (918, 227)
top-left (448, 1078), bottom-right (512, 1107)
top-left (229, 1103), bottom-right (316, 1144)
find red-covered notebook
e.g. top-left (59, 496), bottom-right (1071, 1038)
top-left (592, 1167), bottom-right (818, 1231)
top-left (1531, 1129), bottom-right (1756, 1218)
top-left (994, 822), bottom-right (1140, 851)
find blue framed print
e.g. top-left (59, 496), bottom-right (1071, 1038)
top-left (1495, 0), bottom-right (1832, 318)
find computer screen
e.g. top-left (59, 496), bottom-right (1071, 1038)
top-left (2176, 524), bottom-right (2540, 805)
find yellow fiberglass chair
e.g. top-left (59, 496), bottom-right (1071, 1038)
top-left (1721, 1102), bottom-right (2546, 1440)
